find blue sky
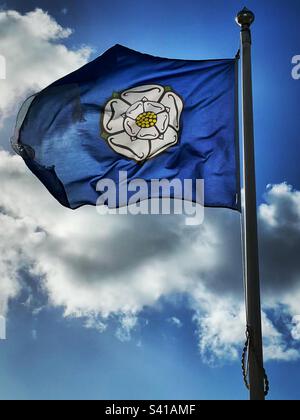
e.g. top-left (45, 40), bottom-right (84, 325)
top-left (0, 0), bottom-right (300, 401)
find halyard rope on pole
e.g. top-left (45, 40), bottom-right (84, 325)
top-left (241, 326), bottom-right (270, 396)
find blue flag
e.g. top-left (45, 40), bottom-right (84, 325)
top-left (13, 45), bottom-right (240, 210)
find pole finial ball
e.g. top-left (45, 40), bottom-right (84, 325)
top-left (236, 7), bottom-right (255, 27)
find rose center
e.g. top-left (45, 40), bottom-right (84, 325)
top-left (135, 112), bottom-right (157, 128)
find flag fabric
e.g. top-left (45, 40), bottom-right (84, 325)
top-left (12, 44), bottom-right (240, 210)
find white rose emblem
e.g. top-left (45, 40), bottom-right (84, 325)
top-left (101, 85), bottom-right (183, 162)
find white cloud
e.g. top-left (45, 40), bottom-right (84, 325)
top-left (168, 317), bottom-right (183, 328)
top-left (0, 209), bottom-right (44, 315)
top-left (116, 314), bottom-right (138, 342)
top-left (84, 316), bottom-right (107, 333)
top-left (192, 289), bottom-right (246, 363)
top-left (262, 312), bottom-right (299, 362)
top-left (291, 315), bottom-right (300, 341)
top-left (192, 289), bottom-right (300, 364)
top-left (0, 8), bottom-right (92, 125)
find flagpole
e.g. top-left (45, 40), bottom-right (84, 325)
top-left (236, 8), bottom-right (265, 400)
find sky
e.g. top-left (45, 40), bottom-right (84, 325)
top-left (0, 0), bottom-right (300, 401)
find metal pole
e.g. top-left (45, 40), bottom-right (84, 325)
top-left (236, 8), bottom-right (265, 400)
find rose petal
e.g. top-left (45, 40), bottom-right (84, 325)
top-left (160, 92), bottom-right (183, 131)
top-left (103, 99), bottom-right (128, 134)
top-left (126, 101), bottom-right (144, 119)
top-left (144, 101), bottom-right (165, 114)
top-left (121, 85), bottom-right (164, 105)
top-left (148, 126), bottom-right (178, 159)
top-left (137, 126), bottom-right (160, 140)
top-left (124, 117), bottom-right (141, 137)
top-left (107, 132), bottom-right (150, 161)
top-left (155, 111), bottom-right (169, 133)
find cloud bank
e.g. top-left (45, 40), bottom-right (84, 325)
top-left (0, 8), bottom-right (92, 125)
top-left (0, 150), bottom-right (299, 362)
